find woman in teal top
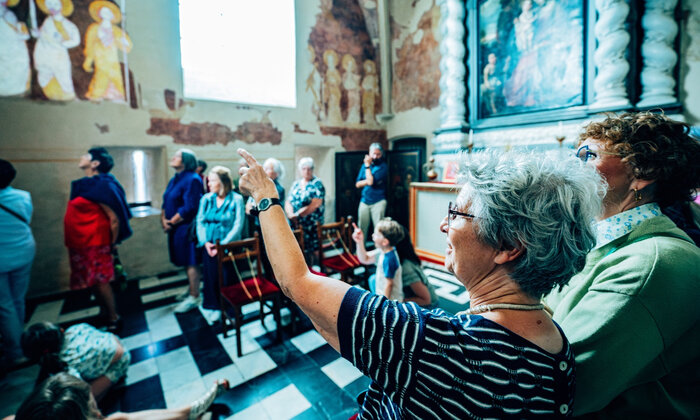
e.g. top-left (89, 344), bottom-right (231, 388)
top-left (546, 112), bottom-right (700, 417)
top-left (195, 166), bottom-right (245, 323)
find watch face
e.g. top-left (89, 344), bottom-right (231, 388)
top-left (258, 198), bottom-right (271, 211)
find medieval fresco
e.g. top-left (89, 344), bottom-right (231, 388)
top-left (391, 1), bottom-right (441, 112)
top-left (477, 0), bottom-right (584, 118)
top-left (0, 0), bottom-right (135, 105)
top-left (308, 0), bottom-right (383, 132)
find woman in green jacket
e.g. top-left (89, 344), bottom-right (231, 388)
top-left (546, 112), bottom-right (700, 418)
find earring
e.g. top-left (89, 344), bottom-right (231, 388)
top-left (633, 188), bottom-right (642, 202)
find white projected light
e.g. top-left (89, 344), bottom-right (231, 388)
top-left (132, 150), bottom-right (148, 204)
top-left (179, 0), bottom-right (297, 107)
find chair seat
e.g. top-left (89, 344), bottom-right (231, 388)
top-left (221, 276), bottom-right (280, 306)
top-left (321, 253), bottom-right (361, 272)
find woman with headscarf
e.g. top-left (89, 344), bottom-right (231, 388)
top-left (64, 148), bottom-right (132, 331)
top-left (546, 112), bottom-right (700, 417)
top-left (162, 148), bottom-right (203, 313)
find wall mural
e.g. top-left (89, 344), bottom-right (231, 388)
top-left (308, 0), bottom-right (386, 151)
top-left (0, 0), bottom-right (135, 105)
top-left (392, 1), bottom-right (441, 112)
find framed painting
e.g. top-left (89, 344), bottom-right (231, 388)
top-left (468, 0), bottom-right (589, 127)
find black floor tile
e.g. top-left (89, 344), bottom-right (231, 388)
top-left (343, 376), bottom-right (371, 403)
top-left (129, 334), bottom-right (187, 364)
top-left (60, 288), bottom-right (95, 314)
top-left (119, 375), bottom-right (167, 412)
top-left (217, 381), bottom-right (260, 413)
top-left (118, 312), bottom-right (148, 338)
top-left (307, 344), bottom-right (340, 367)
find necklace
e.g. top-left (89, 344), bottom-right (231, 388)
top-left (457, 303), bottom-right (544, 316)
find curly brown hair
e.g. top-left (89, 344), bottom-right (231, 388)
top-left (579, 112), bottom-right (700, 207)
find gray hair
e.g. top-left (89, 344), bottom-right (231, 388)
top-left (264, 158), bottom-right (286, 181)
top-left (178, 148), bottom-right (198, 172)
top-left (369, 142), bottom-right (383, 154)
top-left (298, 157), bottom-right (314, 170)
top-left (457, 150), bottom-right (604, 298)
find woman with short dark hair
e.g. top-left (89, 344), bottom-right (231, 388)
top-left (546, 112), bottom-right (700, 417)
top-left (63, 148), bottom-right (132, 331)
top-left (162, 148), bottom-right (204, 313)
top-left (0, 159), bottom-right (35, 369)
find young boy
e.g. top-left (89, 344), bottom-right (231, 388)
top-left (351, 218), bottom-right (404, 301)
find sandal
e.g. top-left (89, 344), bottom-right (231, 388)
top-left (189, 379), bottom-right (230, 420)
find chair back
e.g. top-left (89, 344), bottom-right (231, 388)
top-left (293, 228), bottom-right (305, 254)
top-left (216, 233), bottom-right (268, 302)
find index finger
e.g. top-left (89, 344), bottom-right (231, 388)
top-left (352, 223), bottom-right (359, 230)
top-left (237, 148), bottom-right (259, 167)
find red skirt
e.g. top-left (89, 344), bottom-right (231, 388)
top-left (69, 245), bottom-right (114, 289)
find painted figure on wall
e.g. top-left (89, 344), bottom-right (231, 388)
top-left (323, 49), bottom-right (342, 126)
top-left (481, 53), bottom-right (501, 114)
top-left (83, 0), bottom-right (132, 102)
top-left (361, 59), bottom-right (378, 125)
top-left (342, 54), bottom-right (361, 124)
top-left (306, 45), bottom-right (324, 121)
top-left (33, 0), bottom-right (81, 101)
top-left (0, 0), bottom-right (31, 96)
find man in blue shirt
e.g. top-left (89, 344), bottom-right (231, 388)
top-left (355, 143), bottom-right (388, 240)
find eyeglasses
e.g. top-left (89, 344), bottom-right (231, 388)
top-left (447, 201), bottom-right (476, 229)
top-left (575, 145), bottom-right (621, 163)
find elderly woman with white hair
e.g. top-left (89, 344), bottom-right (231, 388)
top-left (284, 157), bottom-right (325, 263)
top-left (237, 147), bottom-right (604, 418)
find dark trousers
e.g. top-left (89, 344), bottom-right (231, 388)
top-left (201, 251), bottom-right (230, 310)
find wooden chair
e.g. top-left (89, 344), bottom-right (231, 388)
top-left (316, 217), bottom-right (363, 283)
top-left (216, 233), bottom-right (283, 357)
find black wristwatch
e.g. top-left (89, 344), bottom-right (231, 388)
top-left (250, 198), bottom-right (282, 217)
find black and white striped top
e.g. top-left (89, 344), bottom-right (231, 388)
top-left (338, 288), bottom-right (575, 419)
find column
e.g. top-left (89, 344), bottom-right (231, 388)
top-left (636, 0), bottom-right (679, 108)
top-left (432, 0), bottom-right (468, 153)
top-left (591, 0), bottom-right (632, 110)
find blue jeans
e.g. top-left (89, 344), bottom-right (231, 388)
top-left (0, 262), bottom-right (32, 360)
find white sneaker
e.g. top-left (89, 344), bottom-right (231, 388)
top-left (200, 307), bottom-right (221, 324)
top-left (174, 295), bottom-right (202, 313)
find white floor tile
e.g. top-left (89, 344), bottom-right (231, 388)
top-left (163, 378), bottom-right (206, 409)
top-left (235, 349), bottom-right (277, 381)
top-left (120, 332), bottom-right (151, 351)
top-left (57, 306), bottom-right (100, 323)
top-left (155, 347), bottom-right (195, 374)
top-left (321, 357), bottom-right (363, 389)
top-left (240, 302), bottom-right (258, 315)
top-left (159, 360), bottom-right (202, 392)
top-left (229, 402), bottom-right (270, 420)
top-left (260, 385), bottom-right (311, 419)
top-left (125, 358), bottom-right (158, 385)
top-left (218, 331), bottom-right (261, 359)
top-left (162, 286), bottom-right (189, 299)
top-left (146, 304), bottom-right (182, 342)
top-left (27, 300), bottom-right (63, 325)
top-left (201, 364), bottom-right (246, 390)
top-left (290, 330), bottom-right (326, 354)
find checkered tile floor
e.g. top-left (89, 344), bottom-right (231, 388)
top-left (1, 267), bottom-right (467, 419)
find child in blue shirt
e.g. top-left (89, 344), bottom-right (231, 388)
top-left (351, 218), bottom-right (405, 301)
